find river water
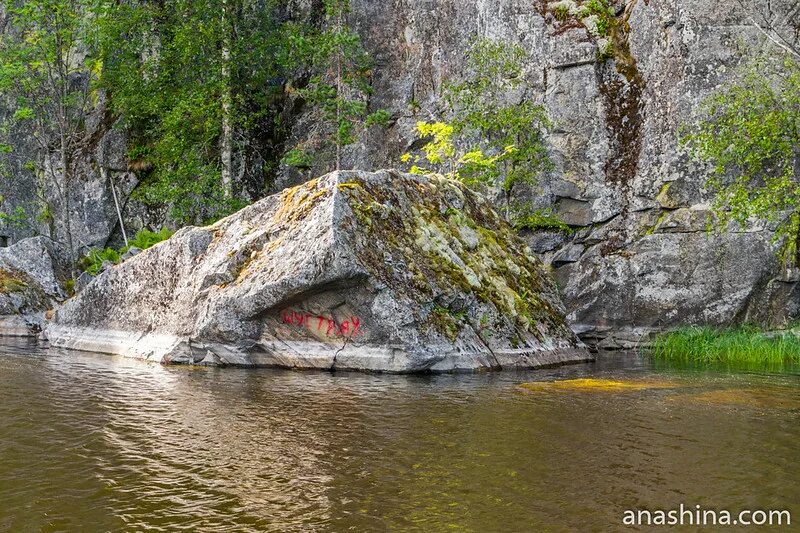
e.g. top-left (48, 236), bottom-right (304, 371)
top-left (0, 339), bottom-right (798, 532)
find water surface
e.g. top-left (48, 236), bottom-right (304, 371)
top-left (0, 339), bottom-right (798, 531)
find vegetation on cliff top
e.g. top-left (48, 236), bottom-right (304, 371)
top-left (684, 51), bottom-right (800, 265)
top-left (79, 228), bottom-right (174, 276)
top-left (401, 37), bottom-right (555, 227)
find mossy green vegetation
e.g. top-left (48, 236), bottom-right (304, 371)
top-left (0, 269), bottom-right (29, 294)
top-left (0, 268), bottom-right (48, 310)
top-left (401, 38), bottom-right (552, 221)
top-left (79, 228), bottom-right (174, 276)
top-left (512, 209), bottom-right (571, 232)
top-left (336, 173), bottom-right (571, 343)
top-left (682, 57), bottom-right (800, 265)
top-left (548, 0), bottom-right (616, 58)
top-left (649, 326), bottom-right (800, 368)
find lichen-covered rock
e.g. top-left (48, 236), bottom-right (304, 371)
top-left (0, 237), bottom-right (68, 336)
top-left (285, 0), bottom-right (800, 344)
top-left (46, 170), bottom-right (589, 372)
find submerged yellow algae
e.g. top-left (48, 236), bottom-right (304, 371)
top-left (519, 378), bottom-right (679, 393)
top-left (669, 388), bottom-right (800, 409)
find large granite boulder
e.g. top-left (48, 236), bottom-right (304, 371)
top-left (46, 170), bottom-right (589, 372)
top-left (0, 237), bottom-right (68, 336)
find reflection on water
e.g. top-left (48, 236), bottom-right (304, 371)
top-left (0, 339), bottom-right (798, 532)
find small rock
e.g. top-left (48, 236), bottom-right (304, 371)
top-left (120, 246), bottom-right (142, 261)
top-left (75, 271), bottom-right (94, 293)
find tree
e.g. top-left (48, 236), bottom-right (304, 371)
top-left (96, 0), bottom-right (288, 224)
top-left (0, 0), bottom-right (99, 276)
top-left (402, 38), bottom-right (552, 220)
top-left (683, 4), bottom-right (800, 265)
top-left (289, 0), bottom-right (388, 173)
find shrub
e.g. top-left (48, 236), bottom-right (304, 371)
top-left (512, 209), bottom-right (571, 232)
top-left (79, 227), bottom-right (174, 276)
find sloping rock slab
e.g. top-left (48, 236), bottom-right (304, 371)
top-left (0, 237), bottom-right (68, 336)
top-left (47, 170), bottom-right (590, 372)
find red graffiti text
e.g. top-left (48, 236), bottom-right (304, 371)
top-left (281, 310), bottom-right (363, 338)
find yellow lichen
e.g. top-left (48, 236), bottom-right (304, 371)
top-left (337, 182), bottom-right (364, 191)
top-left (272, 179), bottom-right (329, 225)
top-left (0, 269), bottom-right (28, 294)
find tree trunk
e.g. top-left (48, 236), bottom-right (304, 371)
top-left (220, 0), bottom-right (234, 197)
top-left (60, 131), bottom-right (76, 279)
top-left (335, 9), bottom-right (342, 172)
top-left (105, 166), bottom-right (128, 247)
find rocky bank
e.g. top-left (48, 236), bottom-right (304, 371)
top-left (45, 170), bottom-right (589, 372)
top-left (0, 237), bottom-right (67, 336)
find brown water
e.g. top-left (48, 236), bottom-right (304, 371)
top-left (0, 339), bottom-right (798, 532)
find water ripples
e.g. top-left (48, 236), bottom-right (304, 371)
top-left (0, 342), bottom-right (798, 531)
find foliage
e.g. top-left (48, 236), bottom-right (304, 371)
top-left (649, 326), bottom-right (800, 368)
top-left (81, 247), bottom-right (122, 276)
top-left (553, 1), bottom-right (573, 22)
top-left (96, 0), bottom-right (290, 224)
top-left (578, 0), bottom-right (614, 37)
top-left (79, 227), bottom-right (174, 276)
top-left (290, 0), bottom-right (388, 172)
top-left (512, 208), bottom-right (572, 232)
top-left (682, 57), bottom-right (800, 264)
top-left (281, 148), bottom-right (314, 170)
top-left (127, 227), bottom-right (174, 250)
top-left (550, 0), bottom-right (615, 57)
top-left (0, 205), bottom-right (29, 230)
top-left (402, 38), bottom-right (552, 216)
top-left (0, 0), bottom-right (100, 270)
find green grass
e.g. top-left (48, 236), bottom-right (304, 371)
top-left (512, 209), bottom-right (572, 233)
top-left (649, 326), bottom-right (800, 368)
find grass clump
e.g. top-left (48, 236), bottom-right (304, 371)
top-left (649, 326), bottom-right (800, 368)
top-left (512, 209), bottom-right (571, 233)
top-left (127, 227), bottom-right (173, 250)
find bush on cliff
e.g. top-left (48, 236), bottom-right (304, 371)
top-left (80, 228), bottom-right (174, 276)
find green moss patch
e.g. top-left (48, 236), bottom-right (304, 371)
top-left (336, 173), bottom-right (570, 342)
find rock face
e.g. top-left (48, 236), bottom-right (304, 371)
top-left (46, 170), bottom-right (589, 372)
top-left (282, 0), bottom-right (800, 345)
top-left (0, 94), bottom-right (139, 252)
top-left (0, 237), bottom-right (68, 335)
top-left (4, 1), bottom-right (799, 346)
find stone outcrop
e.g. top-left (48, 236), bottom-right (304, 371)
top-left (3, 1), bottom-right (798, 347)
top-left (0, 93), bottom-right (139, 252)
top-left (46, 170), bottom-right (589, 372)
top-left (0, 237), bottom-right (68, 336)
top-left (281, 0), bottom-right (800, 345)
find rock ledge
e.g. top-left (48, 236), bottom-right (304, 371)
top-left (47, 170), bottom-right (591, 372)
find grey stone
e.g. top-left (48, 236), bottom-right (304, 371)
top-left (552, 244), bottom-right (585, 267)
top-left (75, 271), bottom-right (94, 293)
top-left (0, 236), bottom-right (68, 336)
top-left (523, 230), bottom-right (569, 254)
top-left (46, 171), bottom-right (590, 372)
top-left (3, 0), bottom-right (798, 349)
top-left (120, 246), bottom-right (142, 261)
